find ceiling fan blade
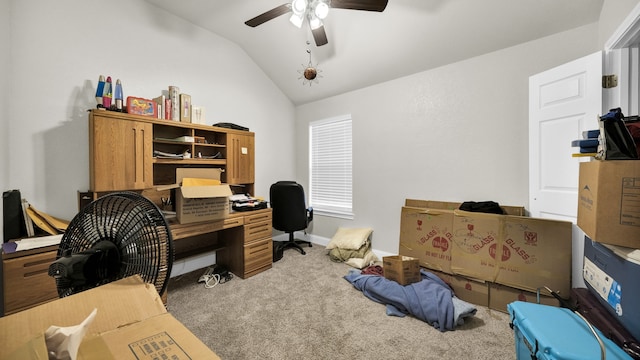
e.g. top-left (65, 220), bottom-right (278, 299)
top-left (312, 25), bottom-right (328, 47)
top-left (330, 0), bottom-right (388, 12)
top-left (245, 4), bottom-right (292, 27)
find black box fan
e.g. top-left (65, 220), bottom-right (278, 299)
top-left (48, 192), bottom-right (174, 298)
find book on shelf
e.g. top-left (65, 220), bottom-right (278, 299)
top-left (180, 93), bottom-right (192, 123)
top-left (153, 95), bottom-right (165, 119)
top-left (169, 86), bottom-right (180, 121)
top-left (192, 106), bottom-right (206, 125)
top-left (164, 98), bottom-right (172, 120)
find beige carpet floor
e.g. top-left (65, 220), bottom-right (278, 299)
top-left (167, 243), bottom-right (515, 359)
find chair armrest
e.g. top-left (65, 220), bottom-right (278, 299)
top-left (307, 207), bottom-right (313, 222)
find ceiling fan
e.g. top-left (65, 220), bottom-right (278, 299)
top-left (245, 0), bottom-right (388, 46)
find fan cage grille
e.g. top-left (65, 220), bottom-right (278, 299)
top-left (56, 192), bottom-right (173, 297)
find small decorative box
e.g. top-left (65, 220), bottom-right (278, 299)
top-left (126, 96), bottom-right (157, 117)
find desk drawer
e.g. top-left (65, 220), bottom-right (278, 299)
top-left (170, 217), bottom-right (244, 240)
top-left (224, 216), bottom-right (244, 229)
top-left (244, 220), bottom-right (272, 243)
top-left (3, 250), bottom-right (59, 314)
top-left (244, 211), bottom-right (272, 225)
top-left (244, 238), bottom-right (272, 276)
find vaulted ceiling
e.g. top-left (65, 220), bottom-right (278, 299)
top-left (145, 0), bottom-right (604, 105)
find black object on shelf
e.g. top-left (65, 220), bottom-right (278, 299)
top-left (3, 190), bottom-right (27, 242)
top-left (212, 122), bottom-right (249, 131)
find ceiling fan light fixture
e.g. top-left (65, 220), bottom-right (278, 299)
top-left (289, 13), bottom-right (304, 28)
top-left (314, 1), bottom-right (329, 20)
top-left (291, 0), bottom-right (307, 15)
top-left (309, 15), bottom-right (322, 30)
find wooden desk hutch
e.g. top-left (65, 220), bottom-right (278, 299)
top-left (1, 110), bottom-right (272, 316)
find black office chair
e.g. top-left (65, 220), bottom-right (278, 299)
top-left (269, 181), bottom-right (313, 255)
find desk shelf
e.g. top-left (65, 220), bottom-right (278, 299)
top-left (153, 158), bottom-right (226, 165)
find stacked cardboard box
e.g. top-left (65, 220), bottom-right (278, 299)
top-left (577, 160), bottom-right (640, 346)
top-left (399, 199), bottom-right (571, 312)
top-left (577, 160), bottom-right (640, 248)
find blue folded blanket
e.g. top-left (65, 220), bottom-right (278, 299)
top-left (344, 269), bottom-right (477, 331)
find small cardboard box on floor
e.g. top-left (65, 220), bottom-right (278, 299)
top-left (399, 199), bottom-right (572, 297)
top-left (383, 255), bottom-right (421, 285)
top-left (577, 160), bottom-right (640, 248)
top-left (167, 168), bottom-right (232, 224)
top-left (0, 275), bottom-right (220, 360)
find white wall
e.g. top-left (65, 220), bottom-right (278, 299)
top-left (295, 23), bottom-right (601, 255)
top-left (1, 0), bottom-right (295, 242)
top-left (598, 0), bottom-right (640, 47)
top-left (1, 0), bottom-right (10, 237)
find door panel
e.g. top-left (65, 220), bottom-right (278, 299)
top-left (529, 52), bottom-right (602, 220)
top-left (529, 51), bottom-right (602, 289)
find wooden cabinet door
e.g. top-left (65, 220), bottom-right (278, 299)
top-left (227, 133), bottom-right (255, 185)
top-left (90, 114), bottom-right (153, 191)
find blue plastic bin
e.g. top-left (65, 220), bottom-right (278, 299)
top-left (583, 236), bottom-right (640, 342)
top-left (508, 301), bottom-right (632, 360)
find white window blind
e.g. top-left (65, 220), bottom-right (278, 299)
top-left (309, 115), bottom-right (353, 219)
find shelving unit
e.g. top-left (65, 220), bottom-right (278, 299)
top-left (88, 109), bottom-right (255, 195)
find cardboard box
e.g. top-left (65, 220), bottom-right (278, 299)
top-left (399, 199), bottom-right (572, 297)
top-left (500, 216), bottom-right (572, 294)
top-left (430, 270), bottom-right (489, 307)
top-left (171, 168), bottom-right (232, 224)
top-left (430, 270), bottom-right (558, 312)
top-left (450, 211), bottom-right (572, 295)
top-left (0, 275), bottom-right (220, 359)
top-left (399, 200), bottom-right (526, 274)
top-left (399, 206), bottom-right (454, 273)
top-left (577, 160), bottom-right (640, 248)
top-left (404, 199), bottom-right (526, 216)
top-left (488, 283), bottom-right (558, 313)
top-left (383, 255), bottom-right (421, 285)
top-left (449, 210), bottom-right (503, 281)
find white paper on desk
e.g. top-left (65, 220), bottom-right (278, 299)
top-left (15, 234), bottom-right (63, 251)
top-left (45, 308), bottom-right (97, 360)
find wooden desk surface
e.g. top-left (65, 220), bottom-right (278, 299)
top-left (2, 244), bottom-right (59, 260)
top-left (168, 208), bottom-right (271, 240)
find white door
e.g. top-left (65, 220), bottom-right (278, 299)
top-left (529, 51), bottom-right (602, 288)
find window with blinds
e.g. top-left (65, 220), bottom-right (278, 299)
top-left (309, 115), bottom-right (353, 219)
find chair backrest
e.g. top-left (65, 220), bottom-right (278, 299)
top-left (269, 181), bottom-right (309, 233)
